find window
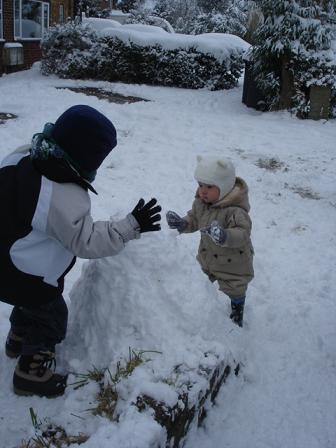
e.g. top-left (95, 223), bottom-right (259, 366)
top-left (59, 4), bottom-right (64, 24)
top-left (0, 0), bottom-right (3, 39)
top-left (14, 0), bottom-right (49, 39)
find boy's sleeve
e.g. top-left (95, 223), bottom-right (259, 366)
top-left (0, 145), bottom-right (30, 168)
top-left (182, 200), bottom-right (199, 233)
top-left (223, 208), bottom-right (252, 248)
top-left (45, 181), bottom-right (140, 259)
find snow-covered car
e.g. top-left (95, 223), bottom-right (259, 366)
top-left (83, 17), bottom-right (171, 36)
top-left (82, 17), bottom-right (122, 33)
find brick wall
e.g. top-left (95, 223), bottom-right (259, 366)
top-left (1, 0), bottom-right (14, 75)
top-left (1, 0), bottom-right (74, 75)
top-left (3, 0), bottom-right (14, 41)
top-left (0, 42), bottom-right (3, 74)
top-left (23, 41), bottom-right (42, 67)
top-left (50, 0), bottom-right (73, 25)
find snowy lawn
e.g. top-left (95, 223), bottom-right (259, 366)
top-left (0, 64), bottom-right (335, 448)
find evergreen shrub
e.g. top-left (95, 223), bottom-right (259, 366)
top-left (250, 0), bottom-right (336, 118)
top-left (42, 22), bottom-right (100, 79)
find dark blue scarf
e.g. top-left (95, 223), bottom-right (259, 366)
top-left (30, 123), bottom-right (96, 182)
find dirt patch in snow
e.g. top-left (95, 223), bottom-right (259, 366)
top-left (55, 87), bottom-right (149, 104)
top-left (0, 112), bottom-right (18, 124)
top-left (285, 183), bottom-right (321, 200)
top-left (256, 157), bottom-right (288, 172)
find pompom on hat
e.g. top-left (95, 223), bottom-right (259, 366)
top-left (194, 155), bottom-right (236, 200)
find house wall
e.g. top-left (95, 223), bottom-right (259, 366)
top-left (50, 0), bottom-right (73, 25)
top-left (3, 0), bottom-right (14, 41)
top-left (1, 0), bottom-right (73, 75)
top-left (0, 42), bottom-right (3, 73)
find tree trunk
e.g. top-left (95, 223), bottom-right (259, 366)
top-left (308, 86), bottom-right (331, 120)
top-left (278, 55), bottom-right (294, 110)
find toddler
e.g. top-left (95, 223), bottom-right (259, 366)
top-left (166, 156), bottom-right (254, 327)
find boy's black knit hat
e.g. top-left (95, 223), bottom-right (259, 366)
top-left (51, 105), bottom-right (117, 179)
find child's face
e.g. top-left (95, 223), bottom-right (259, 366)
top-left (198, 183), bottom-right (220, 204)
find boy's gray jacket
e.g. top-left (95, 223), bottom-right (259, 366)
top-left (0, 146), bottom-right (140, 306)
top-left (183, 177), bottom-right (254, 297)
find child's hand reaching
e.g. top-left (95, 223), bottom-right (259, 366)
top-left (166, 211), bottom-right (187, 232)
top-left (200, 221), bottom-right (227, 246)
top-left (131, 198), bottom-right (162, 232)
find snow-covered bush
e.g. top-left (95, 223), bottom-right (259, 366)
top-left (197, 0), bottom-right (231, 14)
top-left (97, 40), bottom-right (242, 89)
top-left (123, 8), bottom-right (175, 33)
top-left (124, 7), bottom-right (158, 26)
top-left (41, 22), bottom-right (100, 78)
top-left (84, 0), bottom-right (248, 38)
top-left (152, 0), bottom-right (247, 36)
top-left (117, 0), bottom-right (143, 13)
top-left (76, 0), bottom-right (116, 18)
top-left (189, 8), bottom-right (246, 36)
top-left (250, 0), bottom-right (336, 118)
top-left (41, 21), bottom-right (248, 90)
top-left (153, 0), bottom-right (200, 34)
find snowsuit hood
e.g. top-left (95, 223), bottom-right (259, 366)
top-left (213, 177), bottom-right (250, 212)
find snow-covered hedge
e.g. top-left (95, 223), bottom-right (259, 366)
top-left (41, 21), bottom-right (249, 90)
top-left (41, 22), bottom-right (100, 79)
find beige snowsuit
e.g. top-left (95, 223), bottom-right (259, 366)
top-left (183, 177), bottom-right (254, 298)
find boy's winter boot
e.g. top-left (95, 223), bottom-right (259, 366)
top-left (13, 351), bottom-right (67, 398)
top-left (230, 298), bottom-right (245, 328)
top-left (5, 330), bottom-right (23, 358)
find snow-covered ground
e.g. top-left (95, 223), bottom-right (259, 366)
top-left (0, 64), bottom-right (335, 448)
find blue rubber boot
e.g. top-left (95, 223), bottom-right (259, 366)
top-left (230, 297), bottom-right (245, 327)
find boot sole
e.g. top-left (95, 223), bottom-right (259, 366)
top-left (13, 385), bottom-right (65, 398)
top-left (5, 347), bottom-right (20, 359)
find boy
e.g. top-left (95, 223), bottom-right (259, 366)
top-left (166, 156), bottom-right (254, 327)
top-left (0, 105), bottom-right (161, 397)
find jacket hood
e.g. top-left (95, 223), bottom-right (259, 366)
top-left (196, 177), bottom-right (250, 212)
top-left (215, 177), bottom-right (250, 211)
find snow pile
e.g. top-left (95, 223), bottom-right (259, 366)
top-left (66, 230), bottom-right (239, 381)
top-left (62, 231), bottom-right (239, 447)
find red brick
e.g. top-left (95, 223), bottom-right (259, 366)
top-left (1, 0), bottom-right (74, 75)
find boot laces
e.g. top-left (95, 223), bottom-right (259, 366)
top-left (35, 352), bottom-right (56, 377)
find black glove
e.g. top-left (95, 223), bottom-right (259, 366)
top-left (131, 198), bottom-right (162, 233)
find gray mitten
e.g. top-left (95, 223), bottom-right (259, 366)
top-left (166, 211), bottom-right (187, 232)
top-left (200, 221), bottom-right (227, 246)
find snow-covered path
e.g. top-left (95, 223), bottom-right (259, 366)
top-left (0, 65), bottom-right (335, 448)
